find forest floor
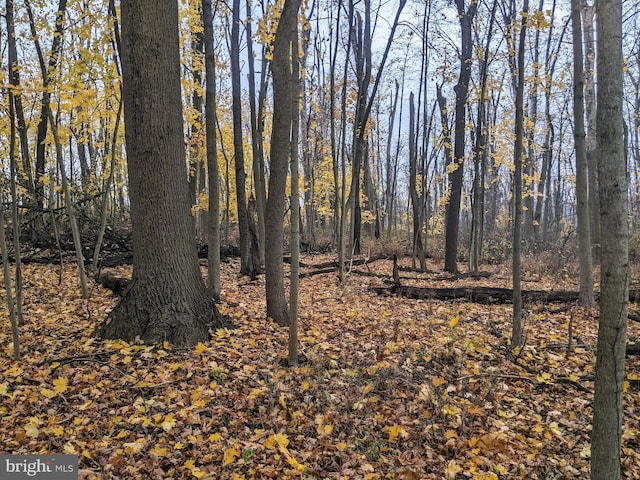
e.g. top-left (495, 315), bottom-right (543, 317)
top-left (1, 255), bottom-right (639, 479)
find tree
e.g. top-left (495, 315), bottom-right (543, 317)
top-left (408, 92), bottom-right (426, 271)
top-left (590, 0), bottom-right (628, 476)
top-left (444, 0), bottom-right (477, 273)
top-left (288, 9), bottom-right (301, 365)
top-left (582, 0), bottom-right (600, 263)
top-left (246, 0), bottom-right (268, 266)
top-left (265, 0), bottom-right (300, 326)
top-left (511, 0), bottom-right (528, 349)
top-left (469, 0), bottom-right (497, 273)
top-left (571, 0), bottom-right (594, 307)
top-left (25, 0), bottom-right (68, 237)
top-left (203, 0), bottom-right (221, 301)
top-left (231, 0), bottom-right (256, 277)
top-left (95, 0), bottom-right (226, 347)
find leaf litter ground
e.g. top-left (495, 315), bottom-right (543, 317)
top-left (0, 257), bottom-right (639, 479)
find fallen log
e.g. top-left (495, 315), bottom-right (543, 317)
top-left (97, 270), bottom-right (131, 295)
top-left (372, 285), bottom-right (640, 304)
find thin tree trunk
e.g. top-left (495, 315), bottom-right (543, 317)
top-left (511, 0), bottom-right (528, 349)
top-left (583, 0), bottom-right (600, 263)
top-left (444, 0), bottom-right (477, 273)
top-left (6, 0), bottom-right (25, 326)
top-left (203, 0), bottom-right (221, 301)
top-left (571, 0), bottom-right (594, 306)
top-left (289, 23), bottom-right (301, 366)
top-left (231, 0), bottom-right (254, 277)
top-left (265, 0), bottom-right (299, 325)
top-left (47, 110), bottom-right (89, 299)
top-left (6, 0), bottom-right (35, 202)
top-left (92, 95), bottom-right (123, 273)
top-left (408, 93), bottom-right (426, 271)
top-left (385, 81), bottom-right (399, 236)
top-left (0, 200), bottom-right (20, 359)
top-left (25, 0), bottom-right (68, 237)
top-left (470, 0), bottom-right (497, 273)
top-left (246, 0), bottom-right (267, 265)
top-left (590, 0), bottom-right (628, 476)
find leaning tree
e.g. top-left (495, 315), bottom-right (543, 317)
top-left (95, 0), bottom-right (226, 347)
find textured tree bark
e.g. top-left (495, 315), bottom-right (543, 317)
top-left (511, 0), bottom-right (528, 349)
top-left (231, 0), bottom-right (255, 277)
top-left (469, 0), bottom-right (496, 273)
top-left (95, 0), bottom-right (225, 347)
top-left (203, 0), bottom-right (221, 302)
top-left (444, 0), bottom-right (477, 273)
top-left (582, 0), bottom-right (601, 264)
top-left (408, 93), bottom-right (426, 272)
top-left (245, 0), bottom-right (267, 266)
top-left (571, 0), bottom-right (594, 307)
top-left (590, 0), bottom-right (628, 477)
top-left (265, 0), bottom-right (299, 326)
top-left (25, 0), bottom-right (68, 237)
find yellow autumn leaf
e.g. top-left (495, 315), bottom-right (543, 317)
top-left (449, 315), bottom-right (460, 328)
top-left (160, 413), bottom-right (176, 432)
top-left (388, 423), bottom-right (403, 443)
top-left (25, 417), bottom-right (40, 438)
top-left (443, 404), bottom-right (461, 415)
top-left (41, 388), bottom-right (57, 399)
top-left (151, 445), bottom-right (168, 456)
top-left (63, 443), bottom-right (78, 455)
top-left (124, 439), bottom-right (146, 454)
top-left (431, 376), bottom-right (446, 387)
top-left (0, 383), bottom-right (11, 398)
top-left (336, 441), bottom-right (348, 451)
top-left (316, 423), bottom-right (333, 436)
top-left (222, 444), bottom-right (241, 466)
top-left (174, 442), bottom-right (184, 450)
top-left (248, 388), bottom-right (266, 399)
top-left (51, 426), bottom-right (64, 436)
top-left (580, 444), bottom-right (591, 458)
top-left (285, 454), bottom-right (306, 471)
top-left (208, 432), bottom-right (222, 442)
top-left (53, 377), bottom-right (68, 393)
top-left (264, 432), bottom-right (289, 452)
top-left (446, 459), bottom-right (463, 477)
top-left (468, 405), bottom-right (485, 415)
top-left (536, 372), bottom-right (552, 383)
top-left (193, 342), bottom-right (207, 355)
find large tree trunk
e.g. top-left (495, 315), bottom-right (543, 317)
top-left (265, 0), bottom-right (299, 326)
top-left (590, 0), bottom-right (628, 476)
top-left (96, 0), bottom-right (224, 347)
top-left (571, 0), bottom-right (594, 307)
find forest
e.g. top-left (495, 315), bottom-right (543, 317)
top-left (0, 0), bottom-right (638, 478)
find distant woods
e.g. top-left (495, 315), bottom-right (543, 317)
top-left (0, 0), bottom-right (639, 269)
